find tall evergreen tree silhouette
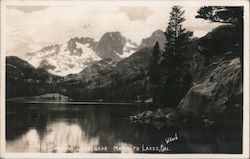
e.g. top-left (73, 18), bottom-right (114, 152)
top-left (161, 6), bottom-right (193, 106)
top-left (149, 42), bottom-right (160, 103)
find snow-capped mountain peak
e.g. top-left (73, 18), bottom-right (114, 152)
top-left (25, 32), bottom-right (138, 76)
top-left (25, 37), bottom-right (100, 76)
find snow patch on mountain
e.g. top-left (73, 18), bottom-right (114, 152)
top-left (25, 32), bottom-right (140, 76)
top-left (26, 38), bottom-right (100, 76)
top-left (119, 40), bottom-right (138, 58)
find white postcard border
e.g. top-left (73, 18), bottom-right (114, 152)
top-left (0, 0), bottom-right (249, 158)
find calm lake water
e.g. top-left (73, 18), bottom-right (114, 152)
top-left (6, 101), bottom-right (242, 153)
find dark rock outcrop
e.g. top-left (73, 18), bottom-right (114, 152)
top-left (178, 25), bottom-right (243, 122)
top-left (179, 58), bottom-right (242, 117)
top-left (198, 25), bottom-right (240, 56)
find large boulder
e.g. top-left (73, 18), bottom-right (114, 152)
top-left (179, 58), bottom-right (242, 118)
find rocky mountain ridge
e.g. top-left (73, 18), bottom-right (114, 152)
top-left (25, 37), bottom-right (100, 76)
top-left (95, 32), bottom-right (138, 60)
top-left (7, 25), bottom-right (242, 112)
top-left (6, 56), bottom-right (60, 98)
top-left (25, 30), bottom-right (165, 76)
top-left (138, 30), bottom-right (166, 50)
top-left (25, 32), bottom-right (138, 76)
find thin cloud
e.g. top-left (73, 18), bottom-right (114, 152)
top-left (5, 5), bottom-right (221, 58)
top-left (7, 5), bottom-right (49, 13)
top-left (119, 6), bottom-right (153, 21)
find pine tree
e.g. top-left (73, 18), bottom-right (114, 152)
top-left (161, 6), bottom-right (193, 106)
top-left (148, 42), bottom-right (161, 103)
top-left (196, 7), bottom-right (243, 27)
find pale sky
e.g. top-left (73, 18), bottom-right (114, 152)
top-left (5, 4), bottom-right (221, 58)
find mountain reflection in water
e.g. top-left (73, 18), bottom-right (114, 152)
top-left (6, 101), bottom-right (242, 153)
top-left (7, 121), bottom-right (100, 153)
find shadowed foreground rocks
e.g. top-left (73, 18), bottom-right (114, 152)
top-left (130, 57), bottom-right (242, 129)
top-left (179, 57), bottom-right (242, 126)
top-left (128, 108), bottom-right (179, 130)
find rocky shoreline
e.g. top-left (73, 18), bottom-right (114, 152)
top-left (128, 108), bottom-right (179, 130)
top-left (129, 56), bottom-right (242, 130)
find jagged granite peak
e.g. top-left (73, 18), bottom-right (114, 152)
top-left (25, 32), bottom-right (139, 76)
top-left (25, 36), bottom-right (100, 76)
top-left (95, 32), bottom-right (138, 60)
top-left (139, 29), bottom-right (166, 50)
top-left (67, 37), bottom-right (97, 56)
